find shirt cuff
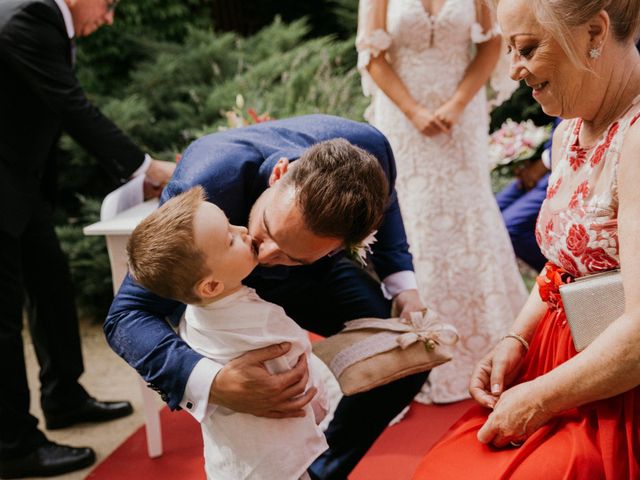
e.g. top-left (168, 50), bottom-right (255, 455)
top-left (131, 154), bottom-right (152, 178)
top-left (180, 357), bottom-right (222, 423)
top-left (541, 148), bottom-right (552, 170)
top-left (381, 270), bottom-right (418, 299)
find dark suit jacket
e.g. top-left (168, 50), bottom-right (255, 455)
top-left (0, 0), bottom-right (144, 236)
top-left (105, 114), bottom-right (414, 408)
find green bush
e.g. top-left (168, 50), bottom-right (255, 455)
top-left (59, 18), bottom-right (368, 319)
top-left (58, 6), bottom-right (545, 319)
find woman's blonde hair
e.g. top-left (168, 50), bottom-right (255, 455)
top-left (492, 0), bottom-right (640, 68)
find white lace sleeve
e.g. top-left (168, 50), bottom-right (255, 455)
top-left (471, 1), bottom-right (518, 107)
top-left (356, 0), bottom-right (391, 98)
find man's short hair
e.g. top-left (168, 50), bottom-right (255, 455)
top-left (284, 138), bottom-right (389, 248)
top-left (127, 186), bottom-right (208, 305)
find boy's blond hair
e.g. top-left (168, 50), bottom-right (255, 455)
top-left (127, 186), bottom-right (209, 304)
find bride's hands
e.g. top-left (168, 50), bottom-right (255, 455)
top-left (433, 98), bottom-right (465, 131)
top-left (408, 104), bottom-right (448, 136)
top-left (469, 336), bottom-right (528, 409)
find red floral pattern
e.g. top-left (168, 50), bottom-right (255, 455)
top-left (565, 224), bottom-right (589, 257)
top-left (568, 145), bottom-right (587, 171)
top-left (547, 177), bottom-right (562, 199)
top-left (544, 218), bottom-right (554, 244)
top-left (558, 249), bottom-right (580, 277)
top-left (591, 122), bottom-right (619, 167)
top-left (568, 180), bottom-right (590, 209)
top-left (535, 109), bottom-right (632, 278)
top-left (581, 247), bottom-right (618, 272)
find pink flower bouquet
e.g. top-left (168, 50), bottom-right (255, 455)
top-left (489, 119), bottom-right (551, 173)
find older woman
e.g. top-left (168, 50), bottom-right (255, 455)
top-left (412, 0), bottom-right (640, 478)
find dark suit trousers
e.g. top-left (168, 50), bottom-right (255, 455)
top-left (0, 200), bottom-right (88, 458)
top-left (246, 256), bottom-right (429, 480)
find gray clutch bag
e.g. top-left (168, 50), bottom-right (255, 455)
top-left (559, 269), bottom-right (624, 351)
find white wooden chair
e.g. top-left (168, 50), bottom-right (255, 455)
top-left (83, 176), bottom-right (163, 458)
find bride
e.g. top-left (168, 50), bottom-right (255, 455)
top-left (356, 0), bottom-right (527, 403)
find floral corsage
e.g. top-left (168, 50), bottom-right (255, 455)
top-left (346, 230), bottom-right (377, 267)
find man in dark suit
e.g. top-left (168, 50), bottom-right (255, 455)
top-left (106, 114), bottom-right (428, 480)
top-left (0, 0), bottom-right (175, 477)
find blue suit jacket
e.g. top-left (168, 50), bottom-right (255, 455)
top-left (105, 114), bottom-right (414, 408)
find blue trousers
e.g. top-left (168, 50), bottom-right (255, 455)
top-left (496, 173), bottom-right (550, 272)
top-left (245, 256), bottom-right (428, 480)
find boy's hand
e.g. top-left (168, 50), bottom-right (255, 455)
top-left (208, 343), bottom-right (315, 418)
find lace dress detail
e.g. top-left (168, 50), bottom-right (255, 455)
top-left (357, 0), bottom-right (527, 403)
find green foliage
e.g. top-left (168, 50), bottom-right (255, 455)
top-left (55, 196), bottom-right (113, 320)
top-left (58, 7), bottom-right (542, 319)
top-left (59, 17), bottom-right (367, 319)
top-left (76, 0), bottom-right (212, 95)
top-left (490, 82), bottom-right (553, 132)
top-left (329, 0), bottom-right (359, 36)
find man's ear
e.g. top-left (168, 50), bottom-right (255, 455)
top-left (195, 276), bottom-right (224, 301)
top-left (268, 157), bottom-right (290, 187)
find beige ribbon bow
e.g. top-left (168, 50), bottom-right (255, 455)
top-left (395, 311), bottom-right (459, 351)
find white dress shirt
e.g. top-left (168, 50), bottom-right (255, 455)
top-left (179, 287), bottom-right (328, 480)
top-left (180, 271), bottom-right (416, 421)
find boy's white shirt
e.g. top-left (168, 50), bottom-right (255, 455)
top-left (179, 286), bottom-right (328, 480)
top-left (180, 270), bottom-right (417, 419)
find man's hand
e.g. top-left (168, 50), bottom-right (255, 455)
top-left (145, 159), bottom-right (176, 189)
top-left (208, 343), bottom-right (316, 418)
top-left (391, 289), bottom-right (426, 320)
top-left (515, 158), bottom-right (549, 191)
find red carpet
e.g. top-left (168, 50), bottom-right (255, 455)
top-left (87, 400), bottom-right (473, 479)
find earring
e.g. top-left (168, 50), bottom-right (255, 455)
top-left (589, 46), bottom-right (601, 59)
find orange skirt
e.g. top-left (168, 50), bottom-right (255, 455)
top-left (412, 271), bottom-right (640, 479)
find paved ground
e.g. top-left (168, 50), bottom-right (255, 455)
top-left (23, 317), bottom-right (162, 480)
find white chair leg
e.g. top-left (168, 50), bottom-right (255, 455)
top-left (138, 376), bottom-right (163, 458)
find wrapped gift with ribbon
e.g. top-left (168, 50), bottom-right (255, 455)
top-left (312, 311), bottom-right (458, 396)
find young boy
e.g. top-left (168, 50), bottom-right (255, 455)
top-left (127, 186), bottom-right (328, 480)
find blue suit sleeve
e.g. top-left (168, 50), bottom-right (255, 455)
top-left (362, 128), bottom-right (414, 278)
top-left (104, 273), bottom-right (202, 410)
top-left (104, 182), bottom-right (208, 409)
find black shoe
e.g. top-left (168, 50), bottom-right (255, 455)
top-left (0, 441), bottom-right (95, 479)
top-left (44, 397), bottom-right (133, 430)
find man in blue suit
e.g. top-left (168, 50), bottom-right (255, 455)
top-left (106, 114), bottom-right (427, 479)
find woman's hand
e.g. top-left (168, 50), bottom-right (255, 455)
top-left (469, 337), bottom-right (527, 408)
top-left (432, 98), bottom-right (465, 132)
top-left (477, 379), bottom-right (554, 448)
top-left (408, 105), bottom-right (448, 136)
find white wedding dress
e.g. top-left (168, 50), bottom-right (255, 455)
top-left (357, 0), bottom-right (528, 402)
